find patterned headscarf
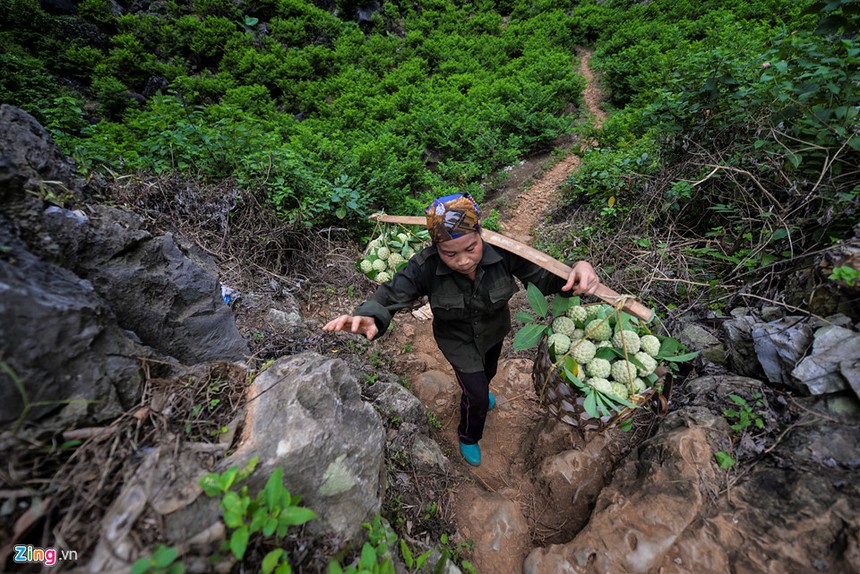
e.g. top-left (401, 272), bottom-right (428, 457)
top-left (425, 193), bottom-right (480, 243)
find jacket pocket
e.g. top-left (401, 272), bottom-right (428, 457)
top-left (432, 292), bottom-right (465, 311)
top-left (488, 280), bottom-right (517, 309)
top-left (431, 292), bottom-right (466, 323)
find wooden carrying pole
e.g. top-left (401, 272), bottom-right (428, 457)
top-left (370, 213), bottom-right (654, 322)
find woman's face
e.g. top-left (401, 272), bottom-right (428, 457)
top-left (437, 232), bottom-right (483, 277)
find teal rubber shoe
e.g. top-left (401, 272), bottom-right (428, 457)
top-left (460, 442), bottom-right (481, 466)
top-left (488, 391), bottom-right (496, 411)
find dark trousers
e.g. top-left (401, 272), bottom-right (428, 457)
top-left (453, 341), bottom-right (503, 445)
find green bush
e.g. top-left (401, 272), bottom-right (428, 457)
top-left (0, 50), bottom-right (59, 114)
top-left (38, 95), bottom-right (89, 145)
top-left (59, 44), bottom-right (105, 80)
top-left (556, 0), bottom-right (858, 289)
top-left (171, 72), bottom-right (236, 103)
top-left (11, 0), bottom-right (847, 239)
top-left (91, 73), bottom-right (132, 117)
top-left (103, 33), bottom-right (156, 87)
top-left (220, 84), bottom-right (277, 118)
top-left (189, 16), bottom-right (240, 58)
top-left (77, 0), bottom-right (115, 25)
top-left (192, 0), bottom-right (241, 19)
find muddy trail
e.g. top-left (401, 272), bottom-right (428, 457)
top-left (356, 50), bottom-right (610, 571)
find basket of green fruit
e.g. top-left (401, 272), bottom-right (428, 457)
top-left (357, 224), bottom-right (430, 284)
top-left (514, 284), bottom-right (697, 431)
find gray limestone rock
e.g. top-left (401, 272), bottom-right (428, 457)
top-left (752, 317), bottom-right (814, 388)
top-left (365, 376), bottom-right (429, 432)
top-left (41, 204), bottom-right (249, 364)
top-left (524, 374), bottom-right (860, 574)
top-left (792, 324), bottom-right (860, 396)
top-left (0, 221), bottom-right (143, 427)
top-left (722, 315), bottom-right (762, 378)
top-left (679, 323), bottom-right (726, 365)
top-left (216, 353), bottom-right (385, 543)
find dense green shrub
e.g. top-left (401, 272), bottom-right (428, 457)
top-left (103, 32), bottom-right (157, 87)
top-left (188, 16), bottom-right (240, 58)
top-left (555, 0), bottom-right (857, 288)
top-left (192, 0), bottom-right (241, 19)
top-left (0, 50), bottom-right (61, 116)
top-left (169, 71), bottom-right (235, 102)
top-left (9, 0), bottom-right (851, 241)
top-left (272, 0), bottom-right (343, 43)
top-left (77, 0), bottom-right (116, 25)
top-left (59, 44), bottom-right (105, 80)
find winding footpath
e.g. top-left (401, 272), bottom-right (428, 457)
top-left (385, 50), bottom-right (608, 572)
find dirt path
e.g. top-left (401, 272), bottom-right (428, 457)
top-left (384, 50), bottom-right (607, 571)
top-left (501, 49), bottom-right (606, 244)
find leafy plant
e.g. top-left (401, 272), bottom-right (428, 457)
top-left (723, 393), bottom-right (766, 432)
top-left (714, 450), bottom-right (737, 470)
top-left (199, 457), bottom-right (318, 572)
top-left (399, 539), bottom-right (433, 572)
top-left (427, 411), bottom-right (442, 430)
top-left (829, 265), bottom-right (859, 287)
top-left (435, 533), bottom-right (475, 574)
top-left (512, 282), bottom-right (558, 351)
top-left (328, 516), bottom-right (397, 574)
top-left (481, 208), bottom-right (501, 231)
top-left (131, 545), bottom-right (185, 574)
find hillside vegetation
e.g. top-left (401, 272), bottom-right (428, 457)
top-left (547, 0), bottom-right (859, 313)
top-left (2, 0), bottom-right (859, 571)
top-left (2, 0), bottom-right (858, 304)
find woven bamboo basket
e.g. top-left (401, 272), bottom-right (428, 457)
top-left (531, 337), bottom-right (670, 432)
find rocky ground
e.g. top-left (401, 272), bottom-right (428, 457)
top-left (2, 48), bottom-right (858, 574)
top-left (300, 50), bottom-right (860, 573)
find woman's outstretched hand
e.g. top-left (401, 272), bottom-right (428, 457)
top-left (322, 314), bottom-right (379, 341)
top-left (562, 261), bottom-right (600, 295)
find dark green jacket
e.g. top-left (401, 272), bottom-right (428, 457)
top-left (354, 239), bottom-right (567, 373)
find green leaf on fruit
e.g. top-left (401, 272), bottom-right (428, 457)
top-left (513, 323), bottom-right (548, 351)
top-left (526, 283), bottom-right (548, 318)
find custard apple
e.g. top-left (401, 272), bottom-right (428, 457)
top-left (612, 330), bottom-right (641, 354)
top-left (631, 377), bottom-right (647, 394)
top-left (387, 253), bottom-right (405, 270)
top-left (634, 351), bottom-right (658, 377)
top-left (585, 357), bottom-right (611, 379)
top-left (609, 382), bottom-right (629, 400)
top-left (611, 359), bottom-right (638, 384)
top-left (372, 259), bottom-right (387, 272)
top-left (548, 333), bottom-right (571, 356)
top-left (586, 377), bottom-right (613, 395)
top-left (585, 319), bottom-right (612, 341)
top-left (375, 271), bottom-right (391, 283)
top-left (566, 305), bottom-right (588, 323)
top-left (359, 259), bottom-right (373, 274)
top-left (376, 246), bottom-right (391, 260)
top-left (640, 335), bottom-right (661, 357)
top-left (552, 316), bottom-right (577, 337)
top-left (570, 339), bottom-right (597, 364)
